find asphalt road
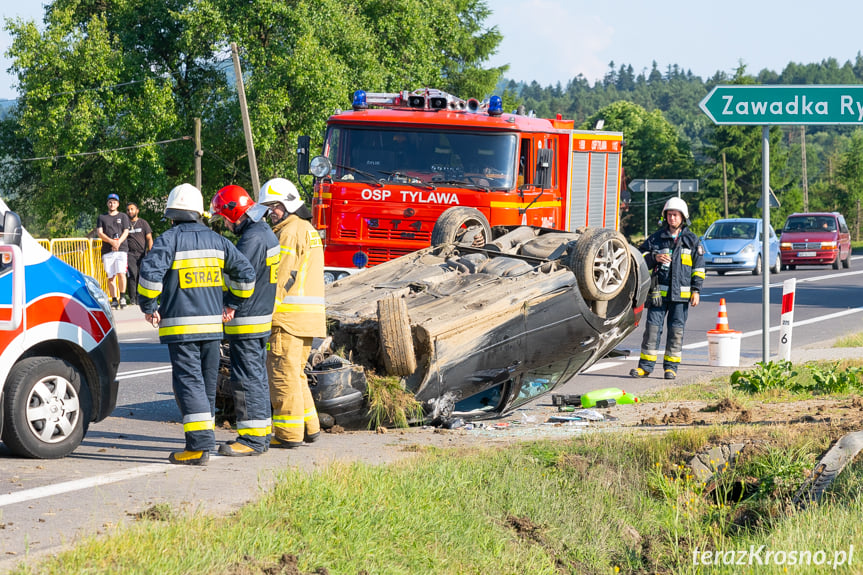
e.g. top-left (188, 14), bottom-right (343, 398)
top-left (1, 258), bottom-right (863, 569)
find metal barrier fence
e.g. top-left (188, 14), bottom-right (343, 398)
top-left (36, 238), bottom-right (111, 294)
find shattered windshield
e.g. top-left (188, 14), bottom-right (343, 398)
top-left (323, 126), bottom-right (518, 190)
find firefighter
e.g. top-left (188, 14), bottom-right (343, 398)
top-left (631, 196), bottom-right (705, 380)
top-left (138, 183), bottom-right (256, 465)
top-left (259, 177), bottom-right (324, 448)
top-left (210, 185), bottom-right (280, 456)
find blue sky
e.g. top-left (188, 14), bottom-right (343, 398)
top-left (3, 0), bottom-right (863, 101)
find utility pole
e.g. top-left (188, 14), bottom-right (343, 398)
top-left (194, 118), bottom-right (202, 191)
top-left (801, 126), bottom-right (809, 212)
top-left (721, 151), bottom-right (728, 218)
top-left (231, 42), bottom-right (261, 199)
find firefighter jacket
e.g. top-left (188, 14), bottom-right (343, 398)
top-left (224, 218), bottom-right (280, 340)
top-left (639, 225), bottom-right (705, 303)
top-left (271, 214), bottom-right (326, 337)
top-left (138, 221), bottom-right (256, 343)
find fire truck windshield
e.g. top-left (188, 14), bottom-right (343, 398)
top-left (323, 127), bottom-right (517, 190)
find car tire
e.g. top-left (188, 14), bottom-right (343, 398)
top-left (377, 294), bottom-right (417, 376)
top-left (752, 255), bottom-right (762, 275)
top-left (1, 357), bottom-right (92, 459)
top-left (717, 270), bottom-right (726, 276)
top-left (570, 228), bottom-right (631, 302)
top-left (788, 264), bottom-right (796, 270)
top-left (833, 256), bottom-right (840, 270)
top-left (430, 207), bottom-right (492, 248)
top-left (842, 252), bottom-right (851, 269)
top-left (771, 255), bottom-right (781, 274)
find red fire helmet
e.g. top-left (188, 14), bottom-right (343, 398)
top-left (211, 185), bottom-right (254, 223)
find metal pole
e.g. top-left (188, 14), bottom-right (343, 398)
top-left (644, 179), bottom-right (648, 238)
top-left (762, 126), bottom-right (770, 364)
top-left (678, 180), bottom-right (682, 198)
top-left (194, 118), bottom-right (202, 191)
top-left (231, 42), bottom-right (261, 199)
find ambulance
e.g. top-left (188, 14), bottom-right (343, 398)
top-left (0, 198), bottom-right (119, 458)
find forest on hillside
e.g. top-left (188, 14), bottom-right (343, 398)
top-left (498, 56), bottom-right (863, 238)
top-left (2, 0), bottom-right (863, 240)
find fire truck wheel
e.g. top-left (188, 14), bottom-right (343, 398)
top-left (431, 207), bottom-right (492, 248)
top-left (570, 228), bottom-right (631, 302)
top-left (1, 357), bottom-right (92, 459)
top-left (377, 294), bottom-right (417, 376)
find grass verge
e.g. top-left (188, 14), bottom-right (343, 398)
top-left (10, 426), bottom-right (863, 574)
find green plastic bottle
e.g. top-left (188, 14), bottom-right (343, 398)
top-left (580, 387), bottom-right (639, 408)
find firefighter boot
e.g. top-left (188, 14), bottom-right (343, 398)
top-left (168, 450), bottom-right (209, 466)
top-left (629, 368), bottom-right (651, 378)
top-left (304, 431), bottom-right (321, 443)
top-left (218, 441), bottom-right (263, 456)
top-left (270, 437), bottom-right (303, 449)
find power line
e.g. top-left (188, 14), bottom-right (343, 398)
top-left (6, 136), bottom-right (191, 163)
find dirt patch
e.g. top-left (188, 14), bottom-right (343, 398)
top-left (662, 407), bottom-right (693, 425)
top-left (702, 397), bottom-right (744, 413)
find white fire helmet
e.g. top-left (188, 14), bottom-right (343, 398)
top-left (260, 178), bottom-right (305, 214)
top-left (165, 183), bottom-right (205, 216)
top-left (662, 196), bottom-right (689, 221)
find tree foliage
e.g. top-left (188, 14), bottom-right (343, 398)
top-left (1, 0), bottom-right (504, 235)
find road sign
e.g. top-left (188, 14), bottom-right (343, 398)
top-left (628, 179), bottom-right (698, 193)
top-left (700, 85), bottom-right (863, 125)
top-left (768, 187), bottom-right (780, 208)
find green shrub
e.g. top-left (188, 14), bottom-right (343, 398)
top-left (795, 362), bottom-right (863, 394)
top-left (730, 360), bottom-right (797, 394)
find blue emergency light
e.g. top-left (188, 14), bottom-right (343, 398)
top-left (352, 251), bottom-right (369, 268)
top-left (488, 95), bottom-right (503, 116)
top-left (352, 90), bottom-right (368, 110)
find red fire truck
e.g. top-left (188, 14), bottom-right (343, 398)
top-left (300, 88), bottom-right (624, 282)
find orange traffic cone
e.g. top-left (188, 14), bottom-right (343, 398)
top-left (711, 298), bottom-right (731, 332)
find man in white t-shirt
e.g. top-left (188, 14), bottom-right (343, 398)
top-left (97, 193), bottom-right (132, 309)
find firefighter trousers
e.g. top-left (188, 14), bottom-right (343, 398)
top-left (228, 336), bottom-right (272, 452)
top-left (167, 340), bottom-right (219, 451)
top-left (268, 327), bottom-right (320, 443)
top-left (637, 300), bottom-right (689, 375)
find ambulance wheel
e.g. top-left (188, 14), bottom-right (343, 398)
top-left (570, 228), bottom-right (631, 302)
top-left (430, 207), bottom-right (492, 248)
top-left (377, 295), bottom-right (417, 376)
top-left (1, 357), bottom-right (91, 459)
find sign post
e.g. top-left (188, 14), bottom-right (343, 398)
top-left (778, 278), bottom-right (796, 362)
top-left (628, 179), bottom-right (699, 238)
top-left (699, 84), bottom-right (863, 363)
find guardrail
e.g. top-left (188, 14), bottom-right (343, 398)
top-left (36, 238), bottom-right (111, 295)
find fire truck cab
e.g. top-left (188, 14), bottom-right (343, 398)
top-left (0, 199), bottom-right (119, 459)
top-left (301, 88), bottom-right (624, 282)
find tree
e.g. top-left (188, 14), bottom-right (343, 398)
top-left (580, 101), bottom-right (695, 237)
top-left (2, 0), bottom-right (504, 234)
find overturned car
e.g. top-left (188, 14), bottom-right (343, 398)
top-left (311, 225), bottom-right (650, 426)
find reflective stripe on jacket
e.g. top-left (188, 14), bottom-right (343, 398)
top-left (138, 221), bottom-right (256, 343)
top-left (271, 214), bottom-right (326, 337)
top-left (639, 225), bottom-right (705, 303)
top-left (224, 219), bottom-right (280, 340)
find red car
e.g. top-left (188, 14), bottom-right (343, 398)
top-left (779, 212), bottom-right (852, 270)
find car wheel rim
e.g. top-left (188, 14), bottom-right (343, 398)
top-left (26, 375), bottom-right (81, 444)
top-left (592, 238), bottom-right (629, 294)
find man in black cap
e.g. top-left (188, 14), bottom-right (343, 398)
top-left (97, 193), bottom-right (132, 309)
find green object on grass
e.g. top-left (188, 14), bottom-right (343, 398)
top-left (580, 387), bottom-right (639, 408)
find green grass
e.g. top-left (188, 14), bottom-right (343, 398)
top-left (834, 331), bottom-right (863, 348)
top-left (10, 426), bottom-right (863, 574)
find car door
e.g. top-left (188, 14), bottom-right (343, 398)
top-left (838, 215), bottom-right (851, 260)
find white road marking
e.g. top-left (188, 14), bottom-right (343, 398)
top-left (120, 337), bottom-right (151, 342)
top-left (588, 306), bottom-right (863, 369)
top-left (0, 464), bottom-right (168, 508)
top-left (705, 267), bottom-right (863, 298)
top-left (117, 366), bottom-right (172, 380)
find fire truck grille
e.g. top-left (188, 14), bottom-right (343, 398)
top-left (367, 247), bottom-right (415, 265)
top-left (338, 228), bottom-right (358, 239)
top-left (367, 229), bottom-right (432, 242)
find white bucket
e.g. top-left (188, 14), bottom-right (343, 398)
top-left (707, 331), bottom-right (742, 367)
